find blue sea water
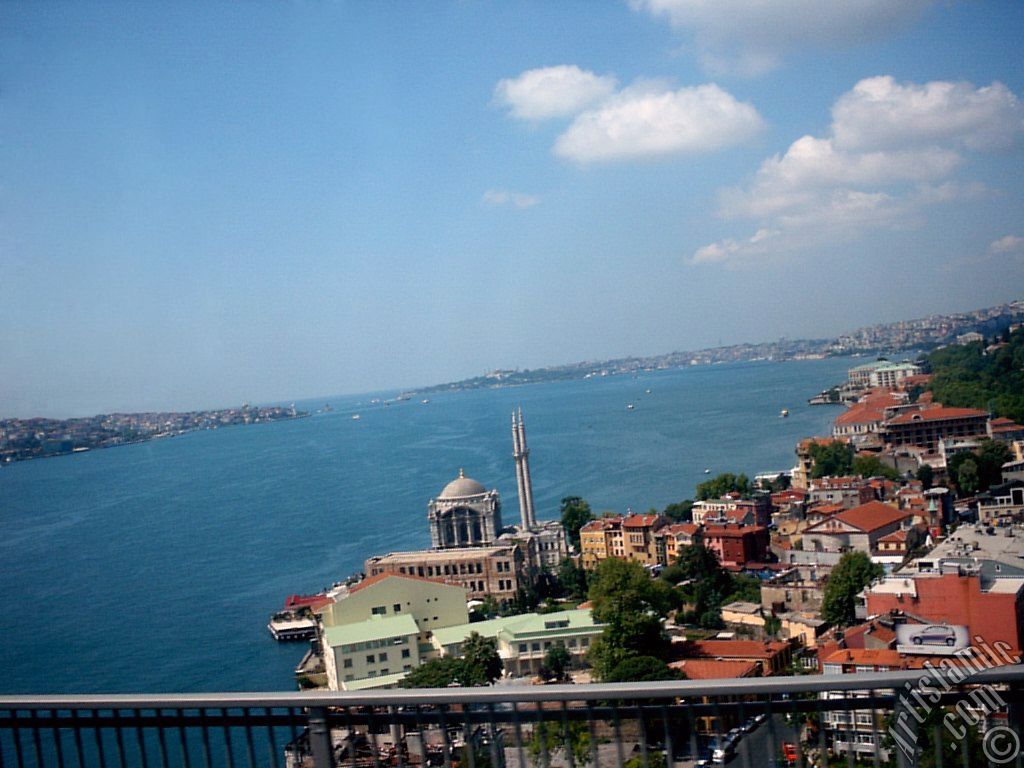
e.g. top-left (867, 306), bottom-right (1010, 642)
top-left (0, 358), bottom-right (850, 694)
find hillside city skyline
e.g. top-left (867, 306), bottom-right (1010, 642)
top-left (3, 296), bottom-right (1019, 422)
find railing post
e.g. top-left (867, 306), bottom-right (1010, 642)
top-left (891, 694), bottom-right (919, 768)
top-left (308, 707), bottom-right (334, 768)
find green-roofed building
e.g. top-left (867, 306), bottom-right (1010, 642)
top-left (847, 360), bottom-right (888, 387)
top-left (322, 612), bottom-right (421, 691)
top-left (431, 609), bottom-right (604, 677)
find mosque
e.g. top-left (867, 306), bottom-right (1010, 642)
top-left (426, 408), bottom-right (567, 571)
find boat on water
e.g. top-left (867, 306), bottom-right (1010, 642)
top-left (627, 403), bottom-right (635, 411)
top-left (352, 414), bottom-right (361, 420)
top-left (421, 399), bottom-right (430, 404)
top-left (704, 468), bottom-right (711, 474)
top-left (780, 408), bottom-right (790, 418)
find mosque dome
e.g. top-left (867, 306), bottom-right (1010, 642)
top-left (439, 468), bottom-right (487, 498)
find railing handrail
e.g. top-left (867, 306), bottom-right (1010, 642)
top-left (3, 664), bottom-right (1021, 710)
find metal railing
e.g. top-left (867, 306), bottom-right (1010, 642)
top-left (3, 666), bottom-right (1023, 768)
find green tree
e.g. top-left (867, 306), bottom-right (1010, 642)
top-left (603, 655), bottom-right (681, 683)
top-left (663, 499), bottom-right (694, 522)
top-left (401, 657), bottom-right (464, 688)
top-left (808, 441), bottom-right (854, 478)
top-left (460, 632), bottom-right (503, 685)
top-left (726, 573), bottom-right (762, 604)
top-left (928, 326), bottom-right (1024, 424)
top-left (976, 439), bottom-right (1011, 489)
top-left (471, 595), bottom-right (500, 621)
top-left (510, 584), bottom-right (539, 615)
top-left (916, 464), bottom-right (934, 490)
top-left (560, 496), bottom-right (594, 551)
top-left (625, 753), bottom-right (667, 768)
top-left (541, 641), bottom-right (571, 681)
top-left (821, 552), bottom-right (884, 627)
top-left (587, 558), bottom-right (677, 678)
top-left (557, 558), bottom-right (589, 601)
top-left (696, 473), bottom-right (751, 500)
top-left (851, 454), bottom-right (900, 480)
top-left (528, 721), bottom-right (592, 768)
top-left (765, 473), bottom-right (791, 492)
top-left (763, 614), bottom-right (782, 638)
top-left (957, 458), bottom-right (980, 497)
top-left (670, 544), bottom-right (734, 628)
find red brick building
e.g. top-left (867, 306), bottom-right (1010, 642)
top-left (702, 523), bottom-right (769, 568)
top-left (881, 406), bottom-right (990, 451)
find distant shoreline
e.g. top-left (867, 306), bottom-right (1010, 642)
top-left (0, 409), bottom-right (309, 467)
top-left (396, 301), bottom-right (1020, 399)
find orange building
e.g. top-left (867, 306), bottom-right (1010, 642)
top-left (579, 513), bottom-right (668, 569)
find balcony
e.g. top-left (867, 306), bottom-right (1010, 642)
top-left (2, 666), bottom-right (1022, 767)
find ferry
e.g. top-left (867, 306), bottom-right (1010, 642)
top-left (267, 612), bottom-right (318, 641)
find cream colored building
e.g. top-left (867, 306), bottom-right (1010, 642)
top-left (430, 609), bottom-right (604, 677)
top-left (322, 612), bottom-right (420, 690)
top-left (319, 573), bottom-right (470, 691)
top-left (365, 544), bottom-right (525, 602)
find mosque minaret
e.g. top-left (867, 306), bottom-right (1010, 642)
top-left (512, 407), bottom-right (537, 531)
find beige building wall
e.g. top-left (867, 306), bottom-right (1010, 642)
top-left (324, 620), bottom-right (420, 690)
top-left (320, 575), bottom-right (468, 637)
top-left (365, 546), bottom-right (524, 601)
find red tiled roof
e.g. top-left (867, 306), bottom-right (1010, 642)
top-left (828, 501), bottom-right (909, 533)
top-left (684, 639), bottom-right (790, 660)
top-left (878, 529), bottom-right (908, 543)
top-left (668, 659), bottom-right (759, 679)
top-left (666, 523), bottom-right (700, 535)
top-left (821, 648), bottom-right (904, 667)
top-left (623, 514), bottom-right (661, 528)
top-left (285, 594), bottom-right (333, 611)
top-left (886, 407), bottom-right (989, 426)
top-left (991, 417), bottom-right (1024, 433)
top-left (772, 489), bottom-right (808, 502)
top-left (808, 504), bottom-right (844, 516)
top-left (835, 393), bottom-right (901, 427)
top-left (348, 571), bottom-right (454, 594)
top-left (581, 517), bottom-right (620, 532)
top-left (842, 620), bottom-right (897, 648)
top-left (799, 436), bottom-right (848, 449)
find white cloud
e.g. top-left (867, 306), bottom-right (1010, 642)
top-left (990, 235), bottom-right (1024, 255)
top-left (831, 76), bottom-right (1024, 151)
top-left (691, 228), bottom-right (779, 265)
top-left (493, 65), bottom-right (617, 121)
top-left (630, 0), bottom-right (938, 74)
top-left (553, 83), bottom-right (764, 163)
top-left (692, 76), bottom-right (1024, 266)
top-left (482, 189), bottom-right (539, 209)
top-left (719, 136), bottom-right (960, 219)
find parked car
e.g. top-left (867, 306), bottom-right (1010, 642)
top-left (910, 624), bottom-right (957, 647)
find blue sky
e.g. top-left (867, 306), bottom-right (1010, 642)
top-left (2, 1), bottom-right (1023, 417)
